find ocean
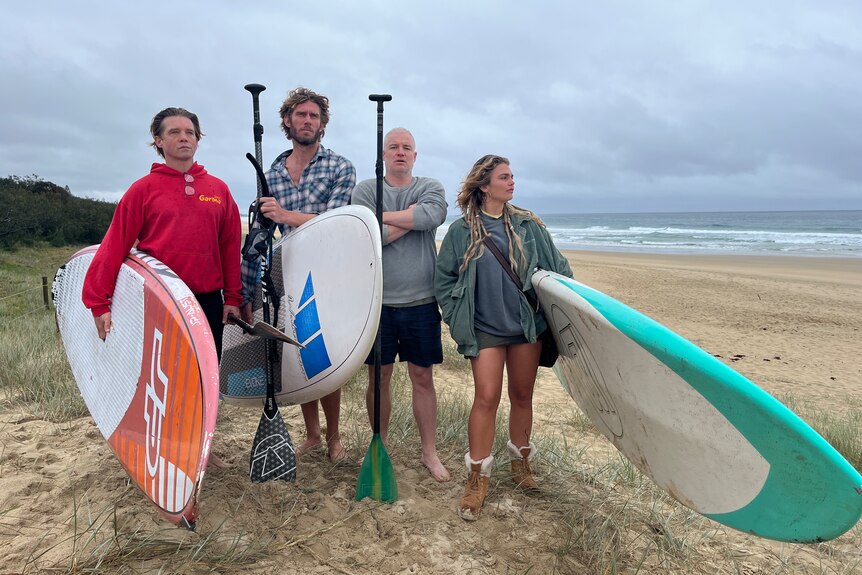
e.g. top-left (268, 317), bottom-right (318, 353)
top-left (436, 210), bottom-right (862, 258)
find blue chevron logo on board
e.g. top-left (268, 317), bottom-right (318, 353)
top-left (294, 272), bottom-right (332, 378)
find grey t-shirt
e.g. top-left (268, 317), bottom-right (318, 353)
top-left (351, 176), bottom-right (447, 305)
top-left (474, 213), bottom-right (523, 337)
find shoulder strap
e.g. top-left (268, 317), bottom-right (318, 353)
top-left (482, 236), bottom-right (523, 290)
top-left (482, 235), bottom-right (540, 312)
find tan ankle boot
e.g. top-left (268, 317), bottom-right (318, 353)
top-left (508, 440), bottom-right (539, 492)
top-left (458, 453), bottom-right (493, 521)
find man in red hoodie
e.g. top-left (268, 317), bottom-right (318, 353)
top-left (82, 107), bottom-right (242, 358)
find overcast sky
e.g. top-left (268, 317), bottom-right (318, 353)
top-left (2, 1), bottom-right (861, 214)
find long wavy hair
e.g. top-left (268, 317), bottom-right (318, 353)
top-left (455, 154), bottom-right (544, 273)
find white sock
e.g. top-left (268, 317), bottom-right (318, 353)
top-left (507, 440), bottom-right (537, 461)
top-left (464, 452), bottom-right (495, 476)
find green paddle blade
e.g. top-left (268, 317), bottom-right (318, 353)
top-left (355, 434), bottom-right (397, 502)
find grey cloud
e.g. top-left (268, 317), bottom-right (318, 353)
top-left (1, 1), bottom-right (861, 215)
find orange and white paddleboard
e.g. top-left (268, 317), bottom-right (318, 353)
top-left (53, 246), bottom-right (219, 530)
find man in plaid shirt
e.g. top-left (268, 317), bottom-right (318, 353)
top-left (240, 87), bottom-right (356, 462)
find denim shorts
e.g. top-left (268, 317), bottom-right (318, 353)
top-left (365, 302), bottom-right (443, 367)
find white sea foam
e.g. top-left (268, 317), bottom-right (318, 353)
top-left (437, 210), bottom-right (862, 257)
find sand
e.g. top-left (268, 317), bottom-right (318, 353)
top-left (2, 251), bottom-right (861, 574)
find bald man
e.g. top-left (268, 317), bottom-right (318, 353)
top-left (351, 127), bottom-right (450, 481)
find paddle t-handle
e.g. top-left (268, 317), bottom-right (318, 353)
top-left (245, 83), bottom-right (266, 97)
top-left (369, 94), bottom-right (392, 105)
top-left (244, 83), bottom-right (266, 143)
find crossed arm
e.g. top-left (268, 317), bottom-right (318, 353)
top-left (382, 205), bottom-right (416, 243)
top-left (351, 178), bottom-right (447, 245)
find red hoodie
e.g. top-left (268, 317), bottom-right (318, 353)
top-left (82, 162), bottom-right (242, 316)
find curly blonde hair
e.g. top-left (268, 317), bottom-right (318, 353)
top-left (456, 154), bottom-right (544, 273)
top-left (278, 87), bottom-right (330, 140)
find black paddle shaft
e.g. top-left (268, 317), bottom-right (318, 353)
top-left (245, 84), bottom-right (266, 198)
top-left (244, 85), bottom-right (280, 420)
top-left (369, 94), bottom-right (391, 227)
top-left (369, 94), bottom-right (391, 434)
top-left (245, 153), bottom-right (279, 405)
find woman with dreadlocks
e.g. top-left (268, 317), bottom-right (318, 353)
top-left (435, 155), bottom-right (573, 520)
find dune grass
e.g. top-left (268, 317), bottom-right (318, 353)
top-left (23, 492), bottom-right (275, 574)
top-left (2, 245), bottom-right (862, 573)
top-left (779, 393), bottom-right (862, 472)
top-left (0, 244), bottom-right (86, 420)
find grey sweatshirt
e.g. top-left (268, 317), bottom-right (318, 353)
top-left (351, 176), bottom-right (447, 305)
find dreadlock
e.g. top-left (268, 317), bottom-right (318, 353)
top-left (455, 155), bottom-right (545, 274)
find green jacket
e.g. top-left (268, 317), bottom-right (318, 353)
top-left (434, 212), bottom-right (573, 358)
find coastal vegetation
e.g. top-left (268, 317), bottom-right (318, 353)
top-left (0, 175), bottom-right (115, 249)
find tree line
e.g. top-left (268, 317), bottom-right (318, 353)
top-left (0, 175), bottom-right (116, 248)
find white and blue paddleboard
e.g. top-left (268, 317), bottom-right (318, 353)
top-left (220, 205), bottom-right (382, 406)
top-left (533, 269), bottom-right (862, 543)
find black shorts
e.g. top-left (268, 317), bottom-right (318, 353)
top-left (195, 290), bottom-right (224, 360)
top-left (365, 302), bottom-right (443, 367)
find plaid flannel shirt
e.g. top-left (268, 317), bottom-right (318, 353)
top-left (240, 145), bottom-right (356, 303)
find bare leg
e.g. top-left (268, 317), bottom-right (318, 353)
top-left (321, 389), bottom-right (345, 461)
top-left (296, 400), bottom-right (322, 456)
top-left (408, 363), bottom-right (451, 482)
top-left (506, 341), bottom-right (541, 447)
top-left (208, 452), bottom-right (230, 469)
top-left (467, 346), bottom-right (506, 461)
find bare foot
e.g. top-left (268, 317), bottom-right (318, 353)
top-left (295, 437), bottom-right (322, 457)
top-left (422, 453), bottom-right (451, 482)
top-left (327, 434), bottom-right (347, 462)
top-left (208, 453), bottom-right (230, 469)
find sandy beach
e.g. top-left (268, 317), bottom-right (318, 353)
top-left (567, 251), bottom-right (862, 414)
top-left (2, 249), bottom-right (861, 574)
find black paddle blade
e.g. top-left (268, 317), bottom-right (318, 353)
top-left (249, 402), bottom-right (296, 483)
top-left (228, 314), bottom-right (303, 347)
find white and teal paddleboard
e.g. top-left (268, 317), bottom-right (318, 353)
top-left (532, 269), bottom-right (862, 543)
